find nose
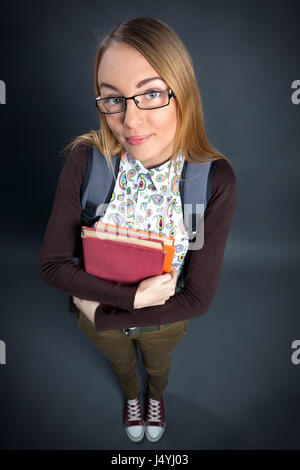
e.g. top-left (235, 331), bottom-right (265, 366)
top-left (123, 98), bottom-right (144, 127)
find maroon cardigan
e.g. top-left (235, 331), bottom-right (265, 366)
top-left (38, 144), bottom-right (238, 331)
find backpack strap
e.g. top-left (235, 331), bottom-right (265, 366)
top-left (80, 145), bottom-right (120, 227)
top-left (206, 160), bottom-right (217, 202)
top-left (179, 156), bottom-right (216, 241)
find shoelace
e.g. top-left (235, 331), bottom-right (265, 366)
top-left (146, 398), bottom-right (162, 423)
top-left (127, 398), bottom-right (142, 422)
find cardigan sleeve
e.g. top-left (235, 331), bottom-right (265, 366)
top-left (93, 157), bottom-right (238, 331)
top-left (38, 143), bottom-right (139, 312)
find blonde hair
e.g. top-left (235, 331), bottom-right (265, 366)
top-left (61, 16), bottom-right (231, 182)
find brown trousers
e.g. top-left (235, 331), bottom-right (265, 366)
top-left (77, 312), bottom-right (188, 401)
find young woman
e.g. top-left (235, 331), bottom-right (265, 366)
top-left (39, 17), bottom-right (237, 444)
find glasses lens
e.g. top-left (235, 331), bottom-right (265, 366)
top-left (97, 91), bottom-right (170, 113)
top-left (97, 97), bottom-right (125, 113)
top-left (137, 90), bottom-right (169, 109)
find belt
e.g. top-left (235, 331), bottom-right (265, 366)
top-left (120, 323), bottom-right (173, 335)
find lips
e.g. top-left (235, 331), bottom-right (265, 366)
top-left (126, 134), bottom-right (152, 145)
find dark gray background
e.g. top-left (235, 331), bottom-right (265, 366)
top-left (0, 0), bottom-right (299, 450)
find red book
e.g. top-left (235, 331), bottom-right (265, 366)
top-left (81, 226), bottom-right (167, 311)
top-left (94, 221), bottom-right (175, 273)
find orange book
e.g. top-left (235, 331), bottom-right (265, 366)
top-left (94, 221), bottom-right (175, 273)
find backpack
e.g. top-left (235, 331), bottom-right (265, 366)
top-left (64, 145), bottom-right (216, 292)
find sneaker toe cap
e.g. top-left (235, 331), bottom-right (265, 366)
top-left (127, 425), bottom-right (144, 439)
top-left (146, 425), bottom-right (164, 439)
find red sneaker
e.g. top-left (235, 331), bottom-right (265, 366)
top-left (123, 393), bottom-right (145, 442)
top-left (145, 395), bottom-right (166, 442)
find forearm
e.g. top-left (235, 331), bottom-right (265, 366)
top-left (93, 287), bottom-right (206, 332)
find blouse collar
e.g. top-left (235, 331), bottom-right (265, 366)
top-left (122, 150), bottom-right (184, 193)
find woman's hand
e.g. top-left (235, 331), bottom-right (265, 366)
top-left (133, 266), bottom-right (178, 309)
top-left (73, 297), bottom-right (100, 325)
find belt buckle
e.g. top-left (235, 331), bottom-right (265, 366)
top-left (124, 327), bottom-right (140, 335)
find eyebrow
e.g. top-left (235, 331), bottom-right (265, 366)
top-left (99, 76), bottom-right (165, 92)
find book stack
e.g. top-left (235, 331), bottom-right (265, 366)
top-left (81, 222), bottom-right (176, 310)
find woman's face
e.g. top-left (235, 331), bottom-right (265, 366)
top-left (97, 42), bottom-right (178, 169)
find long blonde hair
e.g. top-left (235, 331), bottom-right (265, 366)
top-left (61, 16), bottom-right (231, 182)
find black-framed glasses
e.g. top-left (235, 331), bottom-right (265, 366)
top-left (95, 88), bottom-right (176, 114)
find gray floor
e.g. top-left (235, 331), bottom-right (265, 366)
top-left (0, 239), bottom-right (299, 450)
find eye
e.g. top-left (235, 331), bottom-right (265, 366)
top-left (103, 97), bottom-right (123, 105)
top-left (143, 89), bottom-right (162, 99)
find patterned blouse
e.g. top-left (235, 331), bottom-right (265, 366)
top-left (94, 150), bottom-right (189, 279)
